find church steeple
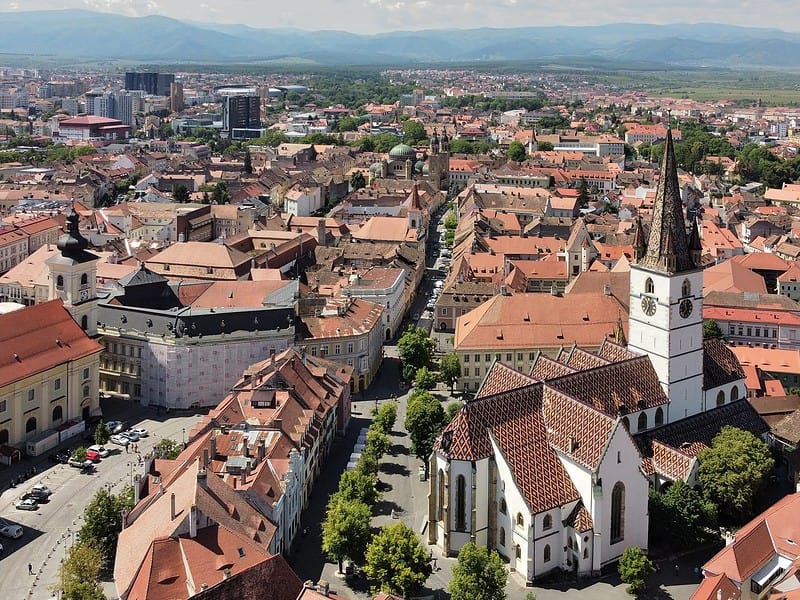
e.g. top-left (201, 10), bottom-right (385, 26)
top-left (57, 208), bottom-right (89, 257)
top-left (637, 127), bottom-right (696, 273)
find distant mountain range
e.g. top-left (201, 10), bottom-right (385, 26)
top-left (2, 10), bottom-right (800, 68)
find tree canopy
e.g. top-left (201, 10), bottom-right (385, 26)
top-left (414, 366), bottom-right (438, 391)
top-left (648, 480), bottom-right (717, 549)
top-left (54, 542), bottom-right (106, 600)
top-left (507, 141), bottom-right (527, 162)
top-left (448, 542), bottom-right (507, 600)
top-left (372, 402), bottom-right (397, 435)
top-left (439, 352), bottom-right (462, 393)
top-left (154, 438), bottom-right (183, 459)
top-left (618, 546), bottom-right (654, 594)
top-left (350, 170), bottom-right (366, 191)
top-left (698, 425), bottom-right (774, 524)
top-left (79, 486), bottom-right (135, 569)
top-left (322, 496), bottom-right (373, 573)
top-left (404, 390), bottom-right (447, 475)
top-left (364, 522), bottom-right (432, 598)
top-left (703, 319), bottom-right (724, 339)
top-left (398, 326), bottom-right (436, 381)
top-left (403, 120), bottom-right (427, 145)
top-left (336, 469), bottom-right (380, 506)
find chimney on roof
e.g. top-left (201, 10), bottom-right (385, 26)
top-left (170, 493), bottom-right (176, 520)
top-left (210, 436), bottom-right (217, 460)
top-left (258, 439), bottom-right (266, 464)
top-left (318, 580), bottom-right (330, 597)
top-left (603, 283), bottom-right (612, 296)
top-left (243, 441), bottom-right (250, 458)
top-left (203, 448), bottom-right (209, 469)
top-left (189, 504), bottom-right (197, 538)
top-left (317, 218), bottom-right (327, 247)
top-left (568, 435), bottom-right (578, 453)
top-left (197, 467), bottom-right (208, 488)
top-left (223, 568), bottom-right (231, 580)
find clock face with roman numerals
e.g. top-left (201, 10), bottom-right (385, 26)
top-left (641, 296), bottom-right (657, 317)
top-left (679, 298), bottom-right (693, 318)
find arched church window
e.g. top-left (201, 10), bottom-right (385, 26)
top-left (499, 527), bottom-right (506, 546)
top-left (437, 470), bottom-right (445, 521)
top-left (645, 278), bottom-right (654, 294)
top-left (499, 497), bottom-right (507, 514)
top-left (81, 273), bottom-right (88, 287)
top-left (637, 412), bottom-right (648, 431)
top-left (544, 544), bottom-right (551, 562)
top-left (682, 279), bottom-right (691, 297)
top-left (543, 514), bottom-right (552, 530)
top-left (516, 513), bottom-right (524, 528)
top-left (716, 390), bottom-right (725, 407)
top-left (655, 407), bottom-right (664, 427)
top-left (611, 482), bottom-right (625, 543)
top-left (455, 475), bottom-right (466, 531)
top-left (731, 386), bottom-right (739, 402)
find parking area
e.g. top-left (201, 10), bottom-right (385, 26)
top-left (0, 399), bottom-right (206, 600)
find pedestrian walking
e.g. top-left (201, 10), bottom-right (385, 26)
top-left (28, 563), bottom-right (33, 575)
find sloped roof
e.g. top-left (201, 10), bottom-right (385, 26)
top-left (703, 338), bottom-right (746, 390)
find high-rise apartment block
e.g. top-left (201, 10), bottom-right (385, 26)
top-left (124, 72), bottom-right (174, 96)
top-left (219, 87), bottom-right (261, 138)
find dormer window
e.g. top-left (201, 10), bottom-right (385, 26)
top-left (644, 277), bottom-right (654, 294)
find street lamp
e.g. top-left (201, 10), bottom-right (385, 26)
top-left (182, 428), bottom-right (186, 446)
top-left (127, 462), bottom-right (135, 486)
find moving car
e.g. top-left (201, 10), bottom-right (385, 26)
top-left (15, 498), bottom-right (38, 511)
top-left (0, 525), bottom-right (23, 539)
top-left (105, 421), bottom-right (128, 434)
top-left (87, 445), bottom-right (110, 458)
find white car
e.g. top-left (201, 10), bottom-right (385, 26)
top-left (87, 445), bottom-right (110, 458)
top-left (29, 484), bottom-right (52, 498)
top-left (129, 428), bottom-right (149, 438)
top-left (0, 525), bottom-right (23, 539)
top-left (109, 434), bottom-right (129, 446)
top-left (121, 431), bottom-right (140, 442)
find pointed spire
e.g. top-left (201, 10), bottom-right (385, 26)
top-left (56, 208), bottom-right (89, 257)
top-left (410, 183), bottom-right (422, 210)
top-left (689, 214), bottom-right (702, 266)
top-left (636, 127), bottom-right (696, 273)
top-left (632, 215), bottom-right (646, 261)
top-left (615, 315), bottom-right (627, 346)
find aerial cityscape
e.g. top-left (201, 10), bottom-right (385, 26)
top-left (1, 5), bottom-right (800, 600)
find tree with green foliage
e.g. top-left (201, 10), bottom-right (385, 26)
top-left (440, 352), bottom-right (462, 393)
top-left (72, 447), bottom-right (87, 462)
top-left (414, 366), bottom-right (438, 391)
top-left (445, 402), bottom-right (462, 423)
top-left (336, 469), bottom-right (380, 506)
top-left (243, 147), bottom-right (253, 174)
top-left (698, 425), bottom-right (774, 524)
top-left (577, 177), bottom-right (590, 208)
top-left (356, 136), bottom-right (375, 152)
top-left (536, 141), bottom-right (554, 152)
top-left (336, 116), bottom-right (358, 132)
top-left (79, 486), bottom-right (135, 568)
top-left (373, 133), bottom-right (401, 153)
top-left (322, 497), bottom-right (372, 574)
top-left (648, 481), bottom-right (717, 549)
top-left (449, 542), bottom-right (507, 600)
top-left (356, 452), bottom-right (380, 477)
top-left (372, 402), bottom-right (397, 435)
top-left (444, 213), bottom-right (458, 230)
top-left (403, 120), bottom-right (427, 145)
top-left (154, 438), bottom-right (183, 459)
top-left (211, 181), bottom-right (230, 204)
top-left (618, 546), bottom-right (654, 594)
top-left (398, 326), bottom-right (436, 381)
top-left (53, 542), bottom-right (105, 600)
top-left (172, 184), bottom-right (190, 203)
top-left (703, 319), bottom-right (724, 339)
top-left (405, 390), bottom-right (447, 477)
top-left (365, 427), bottom-right (391, 460)
top-left (364, 522), bottom-right (432, 598)
top-left (93, 421), bottom-right (111, 446)
top-left (350, 170), bottom-right (366, 191)
top-left (507, 141), bottom-right (527, 162)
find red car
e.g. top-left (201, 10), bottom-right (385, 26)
top-left (85, 449), bottom-right (100, 462)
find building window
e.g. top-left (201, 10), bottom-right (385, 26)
top-left (0, 400), bottom-right (6, 413)
top-left (638, 412), bottom-right (647, 431)
top-left (437, 470), bottom-right (445, 521)
top-left (25, 417), bottom-right (36, 434)
top-left (27, 389), bottom-right (34, 402)
top-left (54, 378), bottom-right (61, 391)
top-left (81, 315), bottom-right (88, 330)
top-left (163, 264), bottom-right (170, 271)
top-left (716, 390), bottom-right (725, 407)
top-left (611, 482), bottom-right (625, 544)
top-left (0, 429), bottom-right (7, 444)
top-left (311, 346), bottom-right (317, 357)
top-left (455, 475), bottom-right (467, 531)
top-left (321, 345), bottom-right (328, 356)
top-left (347, 342), bottom-right (354, 353)
top-left (80, 273), bottom-right (88, 288)
top-left (52, 406), bottom-right (63, 422)
top-left (681, 279), bottom-right (691, 297)
top-left (83, 368), bottom-right (90, 380)
top-left (485, 354), bottom-right (491, 362)
top-left (474, 354), bottom-right (480, 363)
top-left (583, 547), bottom-right (589, 559)
top-left (441, 307), bottom-right (448, 316)
top-left (544, 544), bottom-right (551, 562)
top-left (645, 278), bottom-right (654, 294)
top-left (499, 527), bottom-right (506, 547)
top-left (334, 344), bottom-right (341, 355)
top-left (655, 407), bottom-right (664, 427)
top-left (464, 354), bottom-right (469, 363)
top-left (83, 385), bottom-right (90, 398)
top-left (500, 498), bottom-right (507, 514)
top-left (731, 386), bottom-right (739, 402)
top-left (517, 353), bottom-right (523, 361)
top-left (516, 513), bottom-right (524, 528)
top-left (543, 514), bottom-right (552, 530)
top-left (56, 275), bottom-right (64, 290)
top-left (463, 368), bottom-right (469, 377)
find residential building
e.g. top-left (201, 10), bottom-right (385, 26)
top-left (145, 241), bottom-right (252, 281)
top-left (343, 267), bottom-right (407, 341)
top-left (56, 115), bottom-right (131, 141)
top-left (124, 71), bottom-right (174, 96)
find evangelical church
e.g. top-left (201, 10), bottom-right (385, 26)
top-left (427, 128), bottom-right (766, 583)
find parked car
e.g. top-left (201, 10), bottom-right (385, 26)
top-left (87, 445), bottom-right (110, 458)
top-left (0, 525), bottom-right (23, 539)
top-left (49, 450), bottom-right (70, 464)
top-left (29, 484), bottom-right (52, 498)
top-left (120, 431), bottom-right (139, 442)
top-left (105, 421), bottom-right (128, 434)
top-left (85, 449), bottom-right (100, 463)
top-left (15, 498), bottom-right (38, 511)
top-left (109, 434), bottom-right (129, 447)
top-left (129, 428), bottom-right (149, 438)
top-left (68, 458), bottom-right (93, 469)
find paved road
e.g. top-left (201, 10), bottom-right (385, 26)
top-left (0, 400), bottom-right (205, 600)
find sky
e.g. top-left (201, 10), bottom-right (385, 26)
top-left (1, 0), bottom-right (798, 34)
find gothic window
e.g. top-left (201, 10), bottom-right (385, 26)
top-left (516, 513), bottom-right (524, 528)
top-left (437, 470), bottom-right (445, 521)
top-left (682, 279), bottom-right (691, 297)
top-left (543, 514), bottom-right (552, 531)
top-left (455, 475), bottom-right (466, 531)
top-left (716, 390), bottom-right (725, 407)
top-left (655, 407), bottom-right (664, 427)
top-left (515, 545), bottom-right (521, 559)
top-left (638, 411), bottom-right (648, 431)
top-left (499, 497), bottom-right (507, 514)
top-left (80, 273), bottom-right (88, 287)
top-left (25, 417), bottom-right (37, 434)
top-left (645, 277), bottom-right (654, 294)
top-left (621, 416), bottom-right (630, 431)
top-left (611, 482), bottom-right (625, 544)
top-left (81, 315), bottom-right (88, 330)
top-left (731, 386), bottom-right (739, 402)
top-left (56, 275), bottom-right (64, 290)
top-left (52, 405), bottom-right (63, 422)
top-left (499, 527), bottom-right (506, 547)
top-left (544, 544), bottom-right (551, 562)
top-left (583, 547), bottom-right (589, 559)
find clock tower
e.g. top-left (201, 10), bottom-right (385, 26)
top-left (46, 208), bottom-right (99, 336)
top-left (628, 127), bottom-right (704, 422)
